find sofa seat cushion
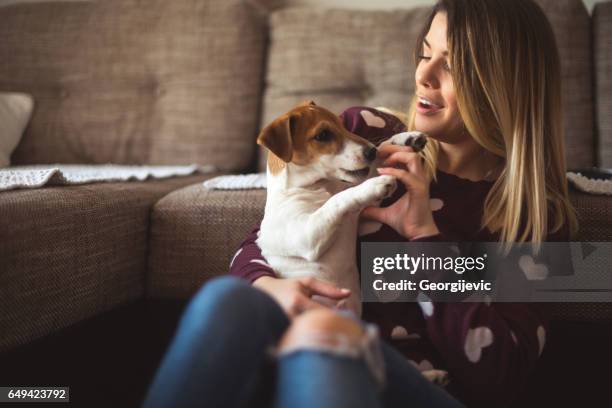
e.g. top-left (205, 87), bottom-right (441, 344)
top-left (571, 188), bottom-right (612, 242)
top-left (147, 185), bottom-right (266, 298)
top-left (0, 174), bottom-right (214, 352)
top-left (147, 185), bottom-right (612, 324)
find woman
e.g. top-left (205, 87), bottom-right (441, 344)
top-left (144, 0), bottom-right (577, 407)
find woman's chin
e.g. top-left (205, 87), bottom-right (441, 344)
top-left (414, 120), bottom-right (463, 144)
top-left (414, 122), bottom-right (443, 140)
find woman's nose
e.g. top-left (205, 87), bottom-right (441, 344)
top-left (416, 63), bottom-right (439, 89)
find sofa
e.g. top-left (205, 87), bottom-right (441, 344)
top-left (0, 0), bottom-right (610, 406)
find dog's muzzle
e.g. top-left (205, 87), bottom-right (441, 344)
top-left (363, 146), bottom-right (377, 162)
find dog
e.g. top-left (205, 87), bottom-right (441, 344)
top-left (256, 101), bottom-right (449, 386)
top-left (255, 100), bottom-right (427, 316)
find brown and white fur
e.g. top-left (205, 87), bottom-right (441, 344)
top-left (256, 100), bottom-right (427, 316)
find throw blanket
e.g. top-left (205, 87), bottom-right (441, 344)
top-left (567, 172), bottom-right (612, 196)
top-left (203, 173), bottom-right (266, 190)
top-left (0, 164), bottom-right (215, 192)
top-left (202, 171), bottom-right (612, 195)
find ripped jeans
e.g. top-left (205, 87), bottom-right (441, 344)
top-left (142, 276), bottom-right (464, 408)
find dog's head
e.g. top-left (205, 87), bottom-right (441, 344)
top-left (257, 100), bottom-right (377, 184)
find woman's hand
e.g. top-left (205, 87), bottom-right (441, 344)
top-left (253, 276), bottom-right (351, 318)
top-left (361, 144), bottom-right (440, 240)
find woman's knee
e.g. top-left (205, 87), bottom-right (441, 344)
top-left (278, 309), bottom-right (387, 387)
top-left (278, 309), bottom-right (365, 352)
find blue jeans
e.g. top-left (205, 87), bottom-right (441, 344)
top-left (143, 276), bottom-right (463, 408)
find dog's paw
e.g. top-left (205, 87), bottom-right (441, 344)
top-left (385, 131), bottom-right (428, 152)
top-left (359, 175), bottom-right (396, 204)
top-left (421, 369), bottom-right (450, 387)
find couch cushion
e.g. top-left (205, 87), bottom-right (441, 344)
top-left (0, 174), bottom-right (213, 352)
top-left (546, 189), bottom-right (612, 322)
top-left (0, 0), bottom-right (266, 171)
top-left (147, 187), bottom-right (610, 277)
top-left (593, 2), bottom-right (612, 167)
top-left (147, 186), bottom-right (266, 298)
top-left (571, 188), bottom-right (612, 241)
top-left (147, 186), bottom-right (612, 324)
top-left (535, 0), bottom-right (595, 168)
top-left (262, 7), bottom-right (431, 136)
top-left (260, 0), bottom-right (594, 170)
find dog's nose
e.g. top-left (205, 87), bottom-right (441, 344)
top-left (363, 146), bottom-right (377, 162)
top-left (409, 135), bottom-right (428, 152)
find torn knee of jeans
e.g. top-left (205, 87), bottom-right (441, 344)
top-left (276, 318), bottom-right (386, 388)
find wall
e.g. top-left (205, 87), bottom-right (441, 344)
top-left (288, 0), bottom-right (601, 12)
top-left (0, 0), bottom-right (603, 12)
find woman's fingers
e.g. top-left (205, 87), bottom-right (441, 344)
top-left (376, 144), bottom-right (414, 161)
top-left (377, 167), bottom-right (421, 190)
top-left (301, 277), bottom-right (351, 300)
top-left (382, 151), bottom-right (424, 176)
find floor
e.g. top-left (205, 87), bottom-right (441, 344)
top-left (1, 300), bottom-right (611, 407)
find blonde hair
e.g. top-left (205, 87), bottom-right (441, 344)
top-left (391, 0), bottom-right (578, 249)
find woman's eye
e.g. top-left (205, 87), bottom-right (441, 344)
top-left (443, 60), bottom-right (451, 71)
top-left (314, 130), bottom-right (333, 142)
top-left (417, 55), bottom-right (431, 61)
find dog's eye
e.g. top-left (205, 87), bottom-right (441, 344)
top-left (314, 130), bottom-right (333, 142)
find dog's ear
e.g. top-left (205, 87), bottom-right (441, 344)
top-left (297, 100), bottom-right (316, 107)
top-left (257, 114), bottom-right (296, 162)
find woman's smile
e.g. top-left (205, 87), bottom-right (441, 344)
top-left (416, 95), bottom-right (444, 116)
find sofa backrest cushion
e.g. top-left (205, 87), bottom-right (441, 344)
top-left (260, 0), bottom-right (594, 170)
top-left (0, 0), bottom-right (267, 171)
top-left (593, 2), bottom-right (612, 168)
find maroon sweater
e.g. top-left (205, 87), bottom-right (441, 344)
top-left (229, 106), bottom-right (565, 407)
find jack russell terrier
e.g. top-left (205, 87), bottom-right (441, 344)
top-left (256, 100), bottom-right (427, 316)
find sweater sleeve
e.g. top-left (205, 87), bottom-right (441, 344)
top-left (228, 225), bottom-right (276, 284)
top-left (339, 106), bottom-right (407, 145)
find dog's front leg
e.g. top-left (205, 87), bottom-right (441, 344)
top-left (300, 175), bottom-right (396, 261)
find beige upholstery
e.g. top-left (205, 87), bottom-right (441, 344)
top-left (146, 185), bottom-right (612, 304)
top-left (593, 2), bottom-right (612, 167)
top-left (534, 0), bottom-right (595, 168)
top-left (260, 0), bottom-right (594, 170)
top-left (0, 174), bottom-right (214, 352)
top-left (147, 185), bottom-right (266, 298)
top-left (0, 0), bottom-right (266, 171)
top-left (571, 188), bottom-right (612, 241)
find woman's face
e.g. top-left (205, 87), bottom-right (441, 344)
top-left (414, 12), bottom-right (465, 143)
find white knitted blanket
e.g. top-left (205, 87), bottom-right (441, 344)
top-left (0, 164), bottom-right (215, 192)
top-left (203, 172), bottom-right (267, 190)
top-left (567, 172), bottom-right (612, 195)
top-left (202, 171), bottom-right (612, 196)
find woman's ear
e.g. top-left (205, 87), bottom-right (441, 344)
top-left (257, 115), bottom-right (295, 162)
